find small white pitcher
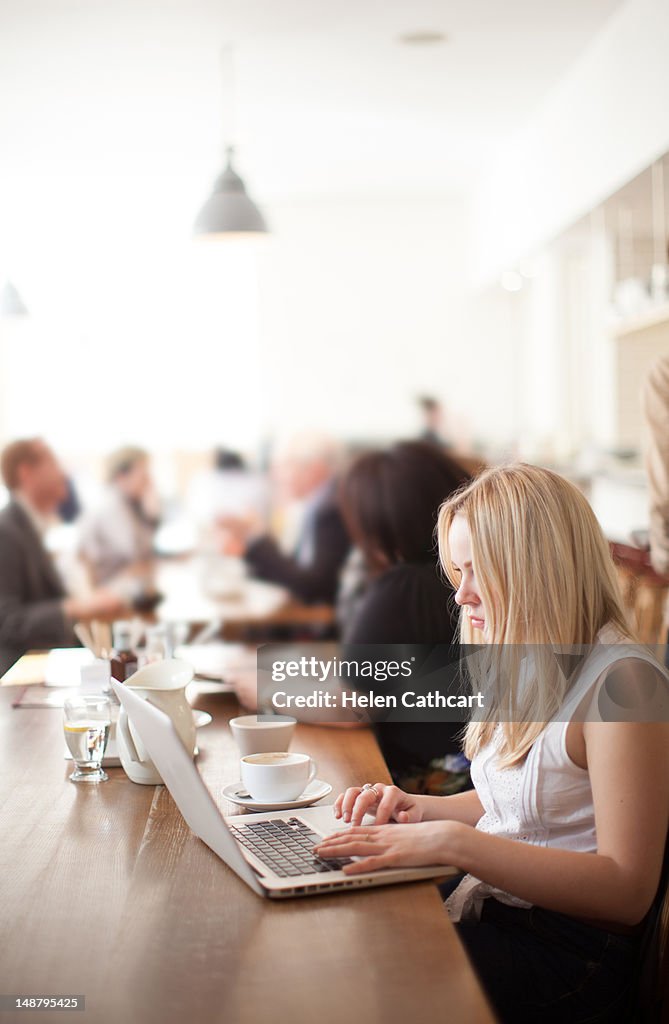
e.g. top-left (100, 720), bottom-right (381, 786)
top-left (117, 659), bottom-right (196, 785)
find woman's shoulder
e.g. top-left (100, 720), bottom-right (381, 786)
top-left (344, 561), bottom-right (455, 645)
top-left (363, 561), bottom-right (450, 609)
top-left (571, 627), bottom-right (669, 723)
top-left (375, 560), bottom-right (445, 589)
top-left (596, 621), bottom-right (632, 645)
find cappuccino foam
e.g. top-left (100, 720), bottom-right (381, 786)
top-left (244, 752), bottom-right (303, 765)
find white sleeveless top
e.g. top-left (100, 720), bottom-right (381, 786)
top-left (445, 625), bottom-right (663, 923)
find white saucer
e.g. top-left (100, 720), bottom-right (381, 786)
top-left (222, 778), bottom-right (333, 812)
top-left (192, 709), bottom-right (213, 729)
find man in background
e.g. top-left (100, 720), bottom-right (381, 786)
top-left (218, 433), bottom-right (350, 605)
top-left (417, 395), bottom-right (448, 448)
top-left (0, 438), bottom-right (125, 674)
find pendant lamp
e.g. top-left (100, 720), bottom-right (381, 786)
top-left (194, 145), bottom-right (268, 237)
top-left (194, 46), bottom-right (268, 238)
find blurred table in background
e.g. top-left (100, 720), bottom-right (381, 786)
top-left (155, 556), bottom-right (335, 640)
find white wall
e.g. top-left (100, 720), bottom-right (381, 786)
top-left (255, 195), bottom-right (482, 445)
top-left (471, 0), bottom-right (669, 283)
top-left (515, 225), bottom-right (617, 458)
top-left (0, 240), bottom-right (263, 455)
top-left (462, 219), bottom-right (624, 462)
top-left (3, 191), bottom-right (511, 459)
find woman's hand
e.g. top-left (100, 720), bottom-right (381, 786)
top-left (334, 784), bottom-right (423, 826)
top-left (314, 820), bottom-right (466, 875)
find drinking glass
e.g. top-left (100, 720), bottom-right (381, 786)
top-left (63, 695), bottom-right (112, 783)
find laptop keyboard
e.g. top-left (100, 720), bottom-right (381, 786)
top-left (228, 817), bottom-right (353, 878)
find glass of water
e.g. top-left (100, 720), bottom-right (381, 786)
top-left (63, 695), bottom-right (112, 783)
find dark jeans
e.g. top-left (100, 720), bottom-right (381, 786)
top-left (453, 896), bottom-right (639, 1024)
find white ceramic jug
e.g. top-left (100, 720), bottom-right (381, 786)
top-left (117, 658), bottom-right (196, 785)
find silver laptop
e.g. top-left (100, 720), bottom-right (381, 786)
top-left (112, 681), bottom-right (455, 899)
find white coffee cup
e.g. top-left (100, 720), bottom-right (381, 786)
top-left (240, 752), bottom-right (317, 803)
top-left (229, 715), bottom-right (296, 757)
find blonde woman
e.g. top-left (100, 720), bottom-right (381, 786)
top-left (315, 464), bottom-right (669, 1023)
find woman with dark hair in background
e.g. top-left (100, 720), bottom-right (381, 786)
top-left (338, 440), bottom-right (471, 791)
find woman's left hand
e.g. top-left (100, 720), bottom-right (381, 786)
top-left (313, 820), bottom-right (467, 875)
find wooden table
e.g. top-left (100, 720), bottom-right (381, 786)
top-left (154, 556), bottom-right (335, 638)
top-left (0, 684), bottom-right (494, 1024)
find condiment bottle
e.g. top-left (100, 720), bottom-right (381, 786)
top-left (110, 622), bottom-right (139, 683)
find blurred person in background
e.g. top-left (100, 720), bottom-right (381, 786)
top-left (338, 440), bottom-right (471, 789)
top-left (58, 476), bottom-right (82, 523)
top-left (214, 447), bottom-right (246, 470)
top-left (642, 354), bottom-right (669, 664)
top-left (417, 395), bottom-right (449, 448)
top-left (218, 432), bottom-right (350, 605)
top-left (79, 446), bottom-right (161, 586)
top-left (417, 394), bottom-right (487, 479)
top-left (186, 446), bottom-right (268, 540)
top-left (0, 439), bottom-right (126, 674)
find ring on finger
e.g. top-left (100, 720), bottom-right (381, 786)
top-left (361, 783), bottom-right (381, 801)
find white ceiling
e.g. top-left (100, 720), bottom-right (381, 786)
top-left (0, 0), bottom-right (624, 254)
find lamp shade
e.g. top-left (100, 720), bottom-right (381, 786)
top-left (0, 279), bottom-right (28, 317)
top-left (194, 149), bottom-right (268, 237)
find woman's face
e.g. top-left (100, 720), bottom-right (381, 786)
top-left (448, 515), bottom-right (489, 637)
top-left (117, 458), bottom-right (151, 500)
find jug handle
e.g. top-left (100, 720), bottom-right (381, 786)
top-left (118, 707), bottom-right (141, 764)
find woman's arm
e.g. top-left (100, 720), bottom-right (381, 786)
top-left (417, 788), bottom-right (484, 825)
top-left (319, 721), bottom-right (669, 926)
top-left (448, 719), bottom-right (669, 925)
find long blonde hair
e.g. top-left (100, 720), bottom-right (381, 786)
top-left (437, 463), bottom-right (633, 766)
